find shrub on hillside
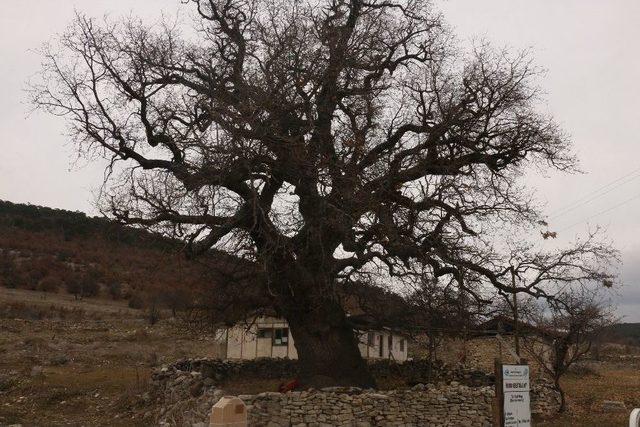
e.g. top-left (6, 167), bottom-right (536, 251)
top-left (160, 288), bottom-right (191, 316)
top-left (148, 300), bottom-right (160, 325)
top-left (0, 253), bottom-right (23, 288)
top-left (81, 279), bottom-right (100, 297)
top-left (128, 293), bottom-right (145, 309)
top-left (55, 251), bottom-right (72, 262)
top-left (37, 276), bottom-right (62, 293)
top-left (24, 258), bottom-right (51, 289)
top-left (65, 272), bottom-right (100, 299)
top-left (108, 282), bottom-right (122, 300)
top-left (65, 274), bottom-right (81, 297)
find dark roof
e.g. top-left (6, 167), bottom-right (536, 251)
top-left (475, 315), bottom-right (543, 337)
top-left (346, 313), bottom-right (411, 335)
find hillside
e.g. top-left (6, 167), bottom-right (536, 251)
top-left (603, 323), bottom-right (640, 347)
top-left (0, 200), bottom-right (172, 248)
top-left (0, 200), bottom-right (413, 324)
top-left (0, 200), bottom-right (238, 312)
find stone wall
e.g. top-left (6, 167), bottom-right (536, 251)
top-left (170, 358), bottom-right (299, 383)
top-left (240, 384), bottom-right (493, 427)
top-left (530, 380), bottom-right (562, 417)
top-left (161, 357), bottom-right (493, 388)
top-left (238, 381), bottom-right (559, 427)
top-left (152, 358), bottom-right (560, 426)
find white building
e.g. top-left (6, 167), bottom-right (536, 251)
top-left (222, 316), bottom-right (409, 362)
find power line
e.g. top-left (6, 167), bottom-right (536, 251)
top-left (558, 191), bottom-right (640, 233)
top-left (549, 172), bottom-right (640, 220)
top-left (548, 167), bottom-right (640, 220)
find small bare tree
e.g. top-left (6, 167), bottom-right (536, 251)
top-left (494, 230), bottom-right (617, 356)
top-left (407, 272), bottom-right (483, 365)
top-left (521, 290), bottom-right (616, 412)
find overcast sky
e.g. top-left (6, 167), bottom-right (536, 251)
top-left (1, 1), bottom-right (639, 320)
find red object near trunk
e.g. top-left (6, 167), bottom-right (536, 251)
top-left (278, 379), bottom-right (300, 393)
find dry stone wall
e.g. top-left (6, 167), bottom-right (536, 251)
top-left (530, 380), bottom-right (562, 416)
top-left (163, 357), bottom-right (493, 388)
top-left (240, 384), bottom-right (493, 427)
top-left (152, 358), bottom-right (560, 426)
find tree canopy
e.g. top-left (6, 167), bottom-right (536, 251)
top-left (31, 0), bottom-right (614, 387)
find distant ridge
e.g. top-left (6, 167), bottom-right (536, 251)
top-left (0, 199), bottom-right (215, 305)
top-left (0, 199), bottom-right (175, 250)
top-left (603, 322), bottom-right (640, 346)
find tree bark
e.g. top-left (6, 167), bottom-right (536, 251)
top-left (262, 246), bottom-right (376, 388)
top-left (284, 296), bottom-right (376, 388)
top-left (554, 377), bottom-right (566, 413)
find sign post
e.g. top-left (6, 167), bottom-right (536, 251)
top-left (630, 408), bottom-right (640, 427)
top-left (501, 364), bottom-right (531, 427)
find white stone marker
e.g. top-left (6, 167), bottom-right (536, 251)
top-left (501, 364), bottom-right (531, 427)
top-left (210, 396), bottom-right (248, 427)
top-left (630, 408), bottom-right (640, 427)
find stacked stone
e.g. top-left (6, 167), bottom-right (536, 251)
top-left (530, 378), bottom-right (562, 416)
top-left (152, 365), bottom-right (224, 426)
top-left (158, 358), bottom-right (300, 384)
top-left (150, 358), bottom-right (561, 426)
top-left (368, 359), bottom-right (494, 387)
top-left (154, 357), bottom-right (494, 389)
top-left (240, 384), bottom-right (493, 427)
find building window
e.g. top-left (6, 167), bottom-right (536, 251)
top-left (257, 328), bottom-right (272, 339)
top-left (367, 332), bottom-right (374, 346)
top-left (400, 339), bottom-right (405, 352)
top-left (273, 328), bottom-right (289, 346)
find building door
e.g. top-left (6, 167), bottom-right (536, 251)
top-left (378, 334), bottom-right (383, 357)
top-left (256, 328), bottom-right (272, 357)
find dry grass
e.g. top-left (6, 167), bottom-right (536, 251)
top-left (0, 287), bottom-right (221, 426)
top-left (537, 362), bottom-right (640, 426)
top-left (0, 287), bottom-right (141, 316)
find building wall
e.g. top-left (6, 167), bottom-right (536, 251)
top-left (226, 317), bottom-right (298, 360)
top-left (388, 331), bottom-right (407, 360)
top-left (410, 334), bottom-right (550, 377)
top-left (224, 317), bottom-right (407, 361)
top-left (358, 331), bottom-right (408, 361)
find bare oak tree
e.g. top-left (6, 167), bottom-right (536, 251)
top-left (32, 0), bottom-right (581, 386)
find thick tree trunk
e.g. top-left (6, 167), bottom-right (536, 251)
top-left (263, 246), bottom-right (376, 388)
top-left (284, 297), bottom-right (376, 388)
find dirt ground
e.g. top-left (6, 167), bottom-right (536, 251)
top-left (538, 360), bottom-right (640, 427)
top-left (0, 288), bottom-right (639, 426)
top-left (0, 288), bottom-right (222, 426)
